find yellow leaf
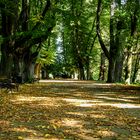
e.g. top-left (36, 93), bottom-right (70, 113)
top-left (42, 125), bottom-right (46, 128)
top-left (18, 136), bottom-right (23, 140)
top-left (33, 132), bottom-right (37, 135)
top-left (52, 125), bottom-right (57, 130)
top-left (44, 134), bottom-right (50, 137)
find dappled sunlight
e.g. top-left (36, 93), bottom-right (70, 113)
top-left (0, 81), bottom-right (140, 139)
top-left (11, 95), bottom-right (58, 105)
top-left (23, 137), bottom-right (61, 140)
top-left (72, 92), bottom-right (85, 96)
top-left (63, 98), bottom-right (140, 108)
top-left (90, 114), bottom-right (106, 119)
top-left (10, 134), bottom-right (61, 140)
top-left (61, 118), bottom-right (83, 128)
top-left (111, 103), bottom-right (140, 108)
top-left (125, 96), bottom-right (140, 99)
top-left (10, 95), bottom-right (64, 110)
top-left (40, 80), bottom-right (81, 83)
top-left (23, 137), bottom-right (47, 140)
top-left (94, 95), bottom-right (137, 102)
top-left (0, 120), bottom-right (10, 127)
top-left (63, 98), bottom-right (103, 103)
top-left (9, 127), bottom-right (37, 134)
top-left (66, 112), bottom-right (85, 117)
top-left (80, 102), bottom-right (140, 108)
top-left (63, 98), bottom-right (103, 107)
top-left (97, 130), bottom-right (118, 137)
top-left (79, 103), bottom-right (95, 107)
top-left (53, 92), bottom-right (72, 95)
top-left (12, 95), bottom-right (50, 102)
top-left (40, 80), bottom-right (117, 86)
top-left (124, 96), bottom-right (139, 99)
top-left (94, 93), bottom-right (114, 96)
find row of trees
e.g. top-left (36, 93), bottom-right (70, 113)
top-left (97, 0), bottom-right (140, 83)
top-left (53, 0), bottom-right (140, 83)
top-left (0, 0), bottom-right (140, 84)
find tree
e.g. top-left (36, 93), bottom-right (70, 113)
top-left (0, 0), bottom-right (57, 81)
top-left (99, 52), bottom-right (106, 81)
top-left (124, 0), bottom-right (140, 84)
top-left (57, 0), bottom-right (98, 80)
top-left (96, 0), bottom-right (137, 83)
top-left (0, 0), bottom-right (139, 83)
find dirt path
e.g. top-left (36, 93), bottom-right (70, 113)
top-left (0, 80), bottom-right (140, 140)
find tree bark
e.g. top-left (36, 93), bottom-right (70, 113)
top-left (125, 48), bottom-right (133, 84)
top-left (79, 65), bottom-right (85, 80)
top-left (114, 53), bottom-right (124, 82)
top-left (99, 52), bottom-right (106, 81)
top-left (0, 0), bottom-right (56, 82)
top-left (125, 0), bottom-right (139, 84)
top-left (34, 63), bottom-right (41, 79)
top-left (96, 0), bottom-right (110, 60)
top-left (0, 3), bottom-right (15, 76)
top-left (107, 0), bottom-right (116, 83)
top-left (132, 52), bottom-right (140, 83)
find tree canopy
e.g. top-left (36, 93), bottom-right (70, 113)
top-left (0, 0), bottom-right (140, 84)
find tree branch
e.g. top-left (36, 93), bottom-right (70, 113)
top-left (96, 0), bottom-right (110, 60)
top-left (32, 0), bottom-right (51, 30)
top-left (29, 26), bottom-right (54, 47)
top-left (14, 0), bottom-right (52, 49)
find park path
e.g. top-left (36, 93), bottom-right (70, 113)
top-left (0, 80), bottom-right (140, 140)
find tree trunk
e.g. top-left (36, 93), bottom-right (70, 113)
top-left (125, 0), bottom-right (139, 84)
top-left (99, 52), bottom-right (106, 81)
top-left (23, 61), bottom-right (34, 82)
top-left (132, 52), bottom-right (140, 83)
top-left (0, 50), bottom-right (13, 77)
top-left (107, 25), bottom-right (116, 83)
top-left (96, 0), bottom-right (117, 83)
top-left (114, 27), bottom-right (124, 83)
top-left (0, 48), bottom-right (7, 76)
top-left (34, 63), bottom-right (41, 79)
top-left (78, 63), bottom-right (85, 80)
top-left (107, 0), bottom-right (116, 83)
top-left (86, 58), bottom-right (92, 80)
top-left (135, 68), bottom-right (140, 83)
top-left (108, 58), bottom-right (115, 82)
top-left (125, 49), bottom-right (133, 84)
top-left (22, 0), bottom-right (29, 31)
top-left (13, 51), bottom-right (36, 82)
top-left (114, 53), bottom-right (124, 82)
top-left (0, 3), bottom-right (14, 77)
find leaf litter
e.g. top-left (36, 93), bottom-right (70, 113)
top-left (0, 80), bottom-right (140, 140)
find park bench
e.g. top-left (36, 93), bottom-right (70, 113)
top-left (31, 75), bottom-right (40, 83)
top-left (0, 77), bottom-right (19, 92)
top-left (32, 77), bottom-right (40, 83)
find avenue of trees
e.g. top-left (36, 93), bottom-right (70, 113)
top-left (0, 0), bottom-right (140, 84)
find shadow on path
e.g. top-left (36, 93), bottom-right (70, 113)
top-left (0, 80), bottom-right (140, 140)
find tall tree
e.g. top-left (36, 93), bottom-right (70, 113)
top-left (125, 0), bottom-right (140, 84)
top-left (96, 0), bottom-right (130, 83)
top-left (0, 0), bottom-right (57, 81)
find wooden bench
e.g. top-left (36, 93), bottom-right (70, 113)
top-left (0, 77), bottom-right (19, 92)
top-left (32, 77), bottom-right (40, 83)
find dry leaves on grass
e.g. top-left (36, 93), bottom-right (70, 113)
top-left (0, 81), bottom-right (140, 140)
